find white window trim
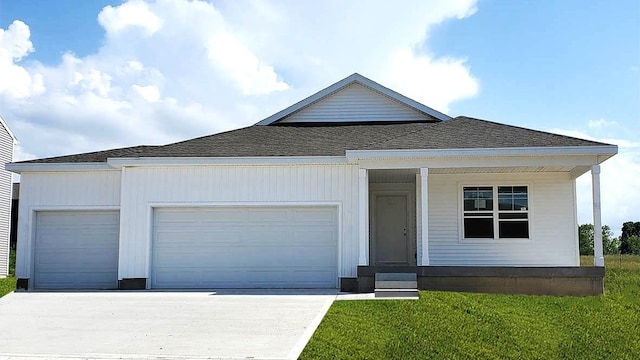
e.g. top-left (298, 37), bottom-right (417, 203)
top-left (458, 182), bottom-right (534, 243)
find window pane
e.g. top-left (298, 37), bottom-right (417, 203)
top-left (499, 221), bottom-right (529, 238)
top-left (464, 218), bottom-right (494, 238)
top-left (513, 186), bottom-right (527, 194)
top-left (514, 195), bottom-right (528, 210)
top-left (463, 187), bottom-right (493, 211)
top-left (497, 186), bottom-right (528, 211)
top-left (498, 194), bottom-right (513, 210)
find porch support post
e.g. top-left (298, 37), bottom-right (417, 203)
top-left (592, 165), bottom-right (604, 267)
top-left (419, 168), bottom-right (429, 266)
top-left (358, 168), bottom-right (369, 265)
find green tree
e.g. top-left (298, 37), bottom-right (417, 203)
top-left (602, 225), bottom-right (619, 255)
top-left (578, 224), bottom-right (618, 255)
top-left (620, 221), bottom-right (640, 254)
top-left (579, 224), bottom-right (594, 255)
top-left (627, 235), bottom-right (640, 255)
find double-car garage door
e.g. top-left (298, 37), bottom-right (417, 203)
top-left (33, 206), bottom-right (338, 289)
top-left (151, 206), bottom-right (338, 288)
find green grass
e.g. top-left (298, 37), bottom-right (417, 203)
top-left (301, 255), bottom-right (640, 359)
top-left (9, 247), bottom-right (15, 276)
top-left (1, 247), bottom-right (16, 298)
top-left (0, 277), bottom-right (16, 298)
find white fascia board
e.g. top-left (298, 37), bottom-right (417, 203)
top-left (107, 156), bottom-right (348, 168)
top-left (5, 162), bottom-right (113, 173)
top-left (346, 145), bottom-right (618, 161)
top-left (255, 73), bottom-right (451, 125)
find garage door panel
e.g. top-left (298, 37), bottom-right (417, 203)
top-left (34, 211), bottom-right (119, 290)
top-left (36, 270), bottom-right (117, 286)
top-left (152, 206), bottom-right (338, 289)
top-left (155, 268), bottom-right (336, 288)
top-left (293, 208), bottom-right (336, 223)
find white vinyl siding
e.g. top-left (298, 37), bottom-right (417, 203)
top-left (34, 211), bottom-right (119, 289)
top-left (0, 124), bottom-right (12, 277)
top-left (428, 172), bottom-right (578, 266)
top-left (118, 165), bottom-right (359, 281)
top-left (15, 171), bottom-right (121, 279)
top-left (278, 83), bottom-right (432, 123)
top-left (151, 206), bottom-right (338, 288)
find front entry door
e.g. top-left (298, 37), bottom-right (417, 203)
top-left (373, 193), bottom-right (410, 265)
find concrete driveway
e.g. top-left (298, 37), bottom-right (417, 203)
top-left (0, 291), bottom-right (336, 360)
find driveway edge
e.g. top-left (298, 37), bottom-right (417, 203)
top-left (287, 295), bottom-right (336, 359)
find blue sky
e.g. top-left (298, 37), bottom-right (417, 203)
top-left (0, 0), bottom-right (638, 231)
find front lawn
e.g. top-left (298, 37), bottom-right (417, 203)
top-left (301, 255), bottom-right (640, 359)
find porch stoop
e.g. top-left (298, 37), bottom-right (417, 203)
top-left (374, 273), bottom-right (419, 299)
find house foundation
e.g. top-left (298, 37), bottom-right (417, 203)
top-left (357, 266), bottom-right (604, 296)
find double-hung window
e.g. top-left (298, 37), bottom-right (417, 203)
top-left (462, 185), bottom-right (529, 239)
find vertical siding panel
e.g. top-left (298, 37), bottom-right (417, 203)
top-left (112, 164), bottom-right (360, 279)
top-left (21, 165), bottom-right (360, 281)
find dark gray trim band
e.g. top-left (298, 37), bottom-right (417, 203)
top-left (340, 277), bottom-right (358, 292)
top-left (16, 278), bottom-right (28, 290)
top-left (118, 278), bottom-right (147, 290)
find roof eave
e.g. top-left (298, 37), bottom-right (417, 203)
top-left (5, 162), bottom-right (114, 174)
top-left (346, 145), bottom-right (619, 161)
top-left (106, 156), bottom-right (348, 168)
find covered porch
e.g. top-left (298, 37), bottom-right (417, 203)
top-left (352, 159), bottom-right (608, 296)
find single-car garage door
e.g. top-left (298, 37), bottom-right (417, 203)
top-left (152, 206), bottom-right (338, 289)
top-left (34, 211), bottom-right (119, 289)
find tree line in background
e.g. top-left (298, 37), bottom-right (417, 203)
top-left (579, 221), bottom-right (640, 255)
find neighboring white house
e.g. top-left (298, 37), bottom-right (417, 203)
top-left (0, 116), bottom-right (16, 278)
top-left (6, 74), bottom-right (617, 294)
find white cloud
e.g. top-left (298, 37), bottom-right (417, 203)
top-left (0, 20), bottom-right (44, 99)
top-left (386, 50), bottom-right (479, 112)
top-left (132, 84), bottom-right (161, 102)
top-left (0, 0), bottom-right (480, 162)
top-left (206, 32), bottom-right (289, 95)
top-left (98, 0), bottom-right (162, 36)
top-left (588, 118), bottom-right (618, 130)
top-left (0, 20), bottom-right (33, 59)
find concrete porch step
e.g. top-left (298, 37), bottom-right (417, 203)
top-left (375, 272), bottom-right (417, 282)
top-left (374, 273), bottom-right (419, 299)
top-left (375, 280), bottom-right (418, 289)
top-left (374, 288), bottom-right (419, 299)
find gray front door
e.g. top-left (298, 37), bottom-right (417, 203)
top-left (373, 194), bottom-right (410, 265)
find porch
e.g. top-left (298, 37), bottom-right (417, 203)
top-left (352, 165), bottom-right (607, 296)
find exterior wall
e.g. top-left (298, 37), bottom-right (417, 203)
top-left (427, 172), bottom-right (578, 266)
top-left (15, 171), bottom-right (121, 278)
top-left (279, 83), bottom-right (430, 123)
top-left (0, 126), bottom-right (12, 277)
top-left (118, 164), bottom-right (359, 280)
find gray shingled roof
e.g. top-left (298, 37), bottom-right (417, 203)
top-left (17, 116), bottom-right (609, 164)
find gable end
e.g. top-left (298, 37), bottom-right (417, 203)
top-left (277, 83), bottom-right (439, 124)
top-left (256, 73), bottom-right (451, 125)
